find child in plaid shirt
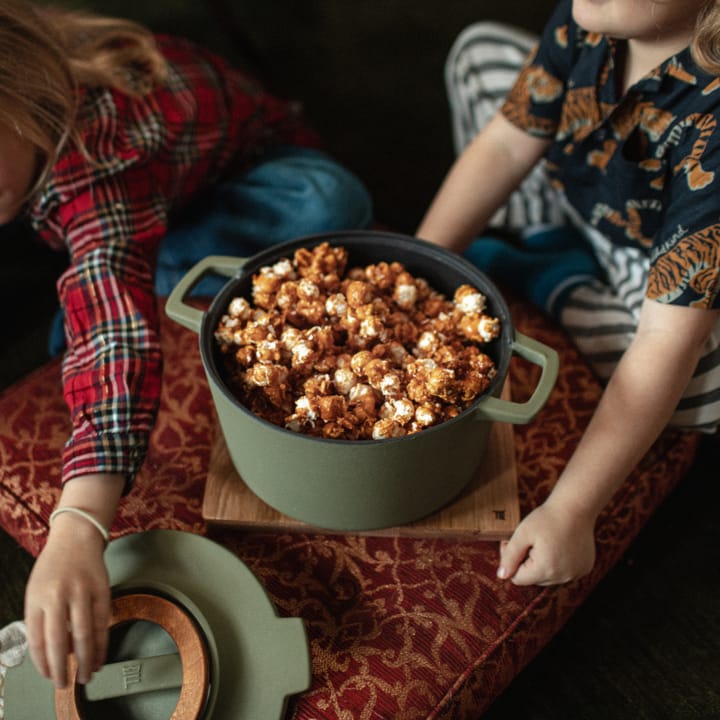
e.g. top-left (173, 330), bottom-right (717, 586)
top-left (0, 0), bottom-right (371, 689)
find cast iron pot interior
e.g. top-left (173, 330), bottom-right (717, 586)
top-left (205, 231), bottom-right (514, 404)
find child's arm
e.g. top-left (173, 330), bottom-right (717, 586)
top-left (498, 299), bottom-right (720, 585)
top-left (416, 112), bottom-right (551, 253)
top-left (24, 473), bottom-right (124, 688)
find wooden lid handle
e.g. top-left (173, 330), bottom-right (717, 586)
top-left (54, 592), bottom-right (210, 720)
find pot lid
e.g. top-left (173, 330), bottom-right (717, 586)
top-left (5, 530), bottom-right (311, 719)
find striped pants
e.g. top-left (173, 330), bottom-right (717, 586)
top-left (447, 22), bottom-right (720, 431)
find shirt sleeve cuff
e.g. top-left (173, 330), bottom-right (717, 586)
top-left (61, 431), bottom-right (147, 490)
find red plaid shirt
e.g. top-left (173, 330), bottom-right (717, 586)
top-left (29, 36), bottom-right (317, 485)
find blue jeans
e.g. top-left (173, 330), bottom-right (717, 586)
top-left (154, 146), bottom-right (373, 296)
top-left (49, 146), bottom-right (373, 354)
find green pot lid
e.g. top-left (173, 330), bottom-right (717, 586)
top-left (5, 530), bottom-right (311, 719)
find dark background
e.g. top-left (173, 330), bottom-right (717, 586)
top-left (2, 2), bottom-right (719, 717)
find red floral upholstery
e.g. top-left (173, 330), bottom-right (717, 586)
top-left (0, 297), bottom-right (698, 718)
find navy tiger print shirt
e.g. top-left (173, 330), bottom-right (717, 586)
top-left (501, 0), bottom-right (720, 310)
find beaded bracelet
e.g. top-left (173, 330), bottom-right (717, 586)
top-left (49, 507), bottom-right (110, 545)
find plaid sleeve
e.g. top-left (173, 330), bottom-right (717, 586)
top-left (55, 170), bottom-right (165, 485)
top-left (31, 35), bottom-right (322, 486)
top-left (500, 0), bottom-right (577, 138)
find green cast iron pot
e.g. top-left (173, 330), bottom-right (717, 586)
top-left (165, 230), bottom-right (559, 531)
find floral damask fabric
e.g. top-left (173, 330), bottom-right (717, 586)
top-left (0, 296), bottom-right (698, 718)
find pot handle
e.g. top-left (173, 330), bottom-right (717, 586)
top-left (164, 255), bottom-right (247, 334)
top-left (474, 331), bottom-right (559, 424)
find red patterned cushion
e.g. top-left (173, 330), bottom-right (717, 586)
top-left (0, 297), bottom-right (698, 718)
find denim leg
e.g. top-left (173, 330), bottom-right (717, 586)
top-left (154, 146), bottom-right (374, 296)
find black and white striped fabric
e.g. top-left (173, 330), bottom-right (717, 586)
top-left (445, 22), bottom-right (567, 230)
top-left (445, 21), bottom-right (720, 432)
top-left (565, 212), bottom-right (720, 431)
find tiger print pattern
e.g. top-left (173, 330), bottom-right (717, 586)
top-left (449, 7), bottom-right (720, 429)
top-left (500, 0), bottom-right (720, 312)
top-left (647, 225), bottom-right (720, 307)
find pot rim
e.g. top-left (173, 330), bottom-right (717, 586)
top-left (199, 229), bottom-right (515, 445)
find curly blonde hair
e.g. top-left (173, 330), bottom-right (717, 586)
top-left (0, 0), bottom-right (166, 200)
top-left (693, 0), bottom-right (720, 75)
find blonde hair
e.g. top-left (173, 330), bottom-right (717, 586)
top-left (693, 1), bottom-right (720, 75)
top-left (0, 0), bottom-right (166, 199)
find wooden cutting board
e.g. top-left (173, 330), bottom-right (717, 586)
top-left (202, 383), bottom-right (520, 539)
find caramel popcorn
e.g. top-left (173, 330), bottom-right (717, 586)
top-left (215, 242), bottom-right (500, 439)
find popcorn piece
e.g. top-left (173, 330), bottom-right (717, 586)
top-left (303, 373), bottom-right (333, 398)
top-left (290, 340), bottom-right (317, 369)
top-left (234, 345), bottom-right (255, 367)
top-left (414, 277), bottom-right (431, 301)
top-left (326, 293), bottom-right (348, 317)
top-left (428, 311), bottom-right (456, 337)
top-left (350, 350), bottom-right (374, 376)
top-left (454, 284), bottom-right (487, 314)
top-left (380, 398), bottom-right (415, 425)
top-left (333, 366), bottom-right (357, 395)
top-left (242, 319), bottom-right (276, 345)
top-left (294, 242), bottom-right (348, 288)
top-left (280, 327), bottom-right (303, 351)
top-left (393, 280), bottom-right (417, 310)
top-left (414, 404), bottom-right (438, 428)
top-left (426, 366), bottom-right (458, 403)
top-left (228, 297), bottom-right (252, 320)
top-left (271, 258), bottom-right (296, 279)
top-left (421, 294), bottom-right (454, 318)
top-left (386, 340), bottom-right (409, 366)
top-left (295, 395), bottom-right (320, 422)
top-left (252, 268), bottom-right (285, 309)
top-left (214, 315), bottom-right (241, 348)
top-left (276, 281), bottom-right (299, 310)
top-left (294, 300), bottom-right (326, 327)
top-left (306, 325), bottom-right (336, 353)
top-left (363, 358), bottom-right (391, 386)
top-left (262, 385), bottom-right (293, 412)
top-left (387, 312), bottom-right (419, 345)
top-left (359, 315), bottom-right (387, 342)
top-left (349, 383), bottom-right (379, 418)
top-left (298, 278), bottom-right (321, 301)
top-left (416, 329), bottom-right (441, 356)
top-left (346, 280), bottom-right (375, 307)
top-left (245, 363), bottom-right (288, 388)
top-left (365, 261), bottom-right (402, 290)
top-left (459, 313), bottom-right (501, 343)
top-left (318, 395), bottom-right (347, 422)
top-left (255, 339), bottom-right (282, 364)
top-left (372, 418), bottom-right (406, 440)
top-left (457, 373), bottom-right (491, 403)
top-left (377, 371), bottom-right (403, 399)
top-left (322, 421), bottom-right (354, 439)
top-left (346, 266), bottom-right (366, 281)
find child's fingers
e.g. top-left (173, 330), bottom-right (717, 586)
top-left (500, 539), bottom-right (568, 586)
top-left (92, 594), bottom-right (111, 673)
top-left (507, 553), bottom-right (546, 586)
top-left (44, 604), bottom-right (71, 689)
top-left (25, 607), bottom-right (50, 680)
top-left (496, 533), bottom-right (530, 581)
top-left (70, 597), bottom-right (95, 685)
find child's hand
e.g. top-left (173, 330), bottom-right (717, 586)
top-left (24, 519), bottom-right (110, 689)
top-left (496, 499), bottom-right (596, 586)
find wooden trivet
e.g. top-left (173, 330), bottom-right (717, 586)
top-left (203, 384), bottom-right (519, 539)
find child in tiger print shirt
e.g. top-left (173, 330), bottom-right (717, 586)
top-left (418, 0), bottom-right (720, 586)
